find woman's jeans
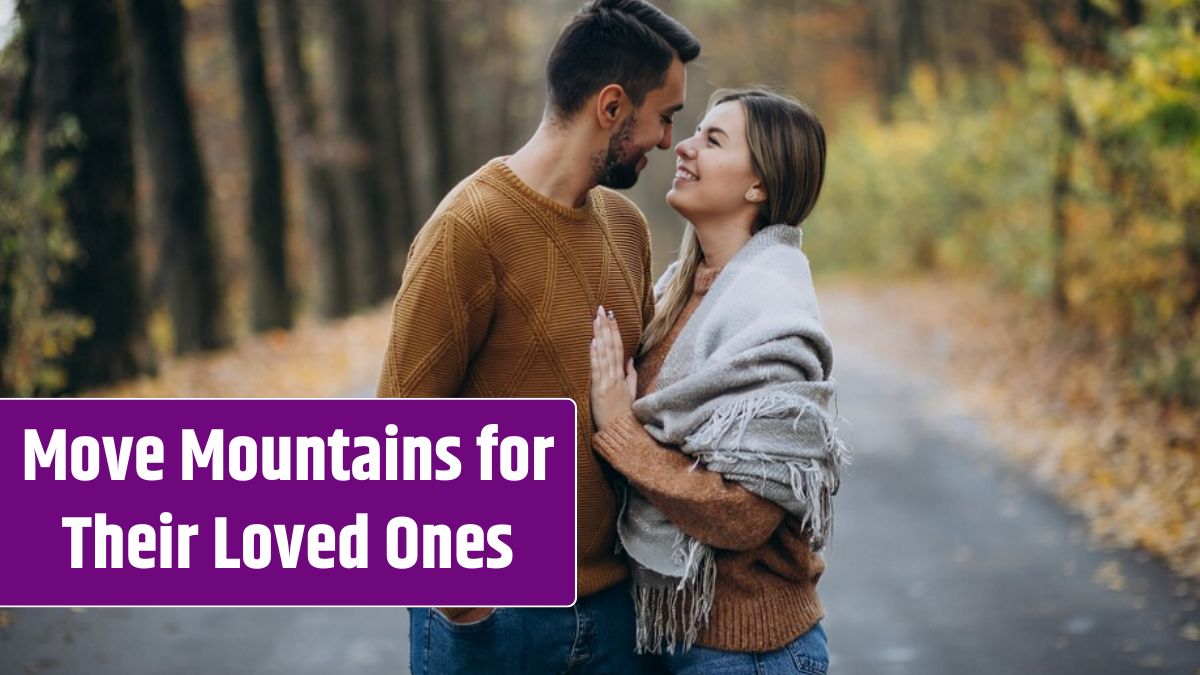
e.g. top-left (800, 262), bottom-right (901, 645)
top-left (408, 582), bottom-right (656, 674)
top-left (661, 623), bottom-right (829, 675)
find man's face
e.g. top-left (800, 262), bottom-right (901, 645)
top-left (596, 58), bottom-right (687, 189)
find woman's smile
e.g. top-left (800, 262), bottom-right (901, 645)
top-left (673, 164), bottom-right (700, 185)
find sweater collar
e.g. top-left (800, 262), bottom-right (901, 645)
top-left (486, 157), bottom-right (596, 223)
top-left (694, 261), bottom-right (723, 295)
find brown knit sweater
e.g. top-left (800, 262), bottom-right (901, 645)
top-left (377, 158), bottom-right (655, 607)
top-left (593, 262), bottom-right (826, 653)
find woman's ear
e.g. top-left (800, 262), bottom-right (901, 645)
top-left (745, 181), bottom-right (766, 204)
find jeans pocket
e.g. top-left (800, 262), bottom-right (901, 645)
top-left (429, 607), bottom-right (503, 634)
top-left (787, 653), bottom-right (828, 675)
top-left (418, 608), bottom-right (513, 675)
top-left (785, 624), bottom-right (829, 675)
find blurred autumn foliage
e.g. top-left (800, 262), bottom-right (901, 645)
top-left (808, 1), bottom-right (1200, 407)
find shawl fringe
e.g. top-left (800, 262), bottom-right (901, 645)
top-left (695, 393), bottom-right (850, 550)
top-left (633, 539), bottom-right (717, 654)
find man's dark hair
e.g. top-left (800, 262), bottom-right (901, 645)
top-left (546, 0), bottom-right (700, 119)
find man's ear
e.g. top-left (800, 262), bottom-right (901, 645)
top-left (594, 84), bottom-right (627, 131)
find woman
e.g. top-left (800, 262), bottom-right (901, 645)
top-left (589, 88), bottom-right (847, 674)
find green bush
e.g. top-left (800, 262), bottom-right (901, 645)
top-left (0, 120), bottom-right (93, 396)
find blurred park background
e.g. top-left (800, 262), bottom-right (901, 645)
top-left (2, 0), bottom-right (1200, 671)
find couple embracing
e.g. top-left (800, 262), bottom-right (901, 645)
top-left (376, 1), bottom-right (848, 673)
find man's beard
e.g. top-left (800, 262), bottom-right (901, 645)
top-left (594, 116), bottom-right (644, 190)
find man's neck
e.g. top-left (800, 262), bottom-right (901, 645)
top-left (505, 120), bottom-right (600, 210)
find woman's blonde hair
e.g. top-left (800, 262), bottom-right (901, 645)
top-left (640, 88), bottom-right (826, 353)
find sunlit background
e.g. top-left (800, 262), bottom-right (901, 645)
top-left (3, 0), bottom-right (1196, 395)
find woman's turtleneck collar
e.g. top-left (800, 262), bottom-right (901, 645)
top-left (694, 260), bottom-right (723, 295)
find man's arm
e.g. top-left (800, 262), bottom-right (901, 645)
top-left (376, 213), bottom-right (496, 398)
top-left (377, 213), bottom-right (496, 624)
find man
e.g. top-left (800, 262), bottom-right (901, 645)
top-left (376, 0), bottom-right (700, 672)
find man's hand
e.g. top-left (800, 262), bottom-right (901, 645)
top-left (445, 607), bottom-right (495, 624)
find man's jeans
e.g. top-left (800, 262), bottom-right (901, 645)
top-left (408, 582), bottom-right (656, 674)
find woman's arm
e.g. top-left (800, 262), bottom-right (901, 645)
top-left (594, 410), bottom-right (784, 551)
top-left (590, 308), bottom-right (783, 551)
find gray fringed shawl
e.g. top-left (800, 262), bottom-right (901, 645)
top-left (620, 224), bottom-right (849, 653)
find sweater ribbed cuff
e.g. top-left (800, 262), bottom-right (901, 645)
top-left (592, 410), bottom-right (642, 469)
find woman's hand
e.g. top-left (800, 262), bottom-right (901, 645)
top-left (590, 305), bottom-right (637, 432)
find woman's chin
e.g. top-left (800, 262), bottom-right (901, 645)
top-left (665, 190), bottom-right (689, 218)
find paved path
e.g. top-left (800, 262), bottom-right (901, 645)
top-left (0, 607), bottom-right (406, 674)
top-left (818, 329), bottom-right (1200, 674)
top-left (5, 298), bottom-right (1200, 674)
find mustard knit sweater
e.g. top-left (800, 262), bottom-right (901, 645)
top-left (377, 158), bottom-right (655, 603)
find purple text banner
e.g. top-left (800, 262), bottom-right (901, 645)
top-left (1, 398), bottom-right (576, 606)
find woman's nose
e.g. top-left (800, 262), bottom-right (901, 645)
top-left (675, 139), bottom-right (695, 159)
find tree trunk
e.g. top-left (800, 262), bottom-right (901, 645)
top-left (366, 0), bottom-right (419, 265)
top-left (867, 0), bottom-right (905, 120)
top-left (323, 0), bottom-right (393, 308)
top-left (1037, 0), bottom-right (1143, 316)
top-left (125, 0), bottom-right (228, 354)
top-left (229, 0), bottom-right (292, 331)
top-left (484, 0), bottom-right (517, 157)
top-left (1050, 93), bottom-right (1079, 315)
top-left (31, 0), bottom-right (153, 390)
top-left (392, 0), bottom-right (437, 221)
top-left (1184, 200), bottom-right (1200, 317)
top-left (417, 0), bottom-right (459, 195)
top-left (269, 0), bottom-right (351, 318)
top-left (1122, 0), bottom-right (1143, 26)
top-left (11, 0), bottom-right (36, 135)
top-left (0, 0), bottom-right (36, 381)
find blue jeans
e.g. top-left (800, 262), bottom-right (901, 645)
top-left (661, 623), bottom-right (829, 675)
top-left (408, 582), bottom-right (658, 674)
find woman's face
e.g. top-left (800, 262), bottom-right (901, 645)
top-left (666, 100), bottom-right (761, 226)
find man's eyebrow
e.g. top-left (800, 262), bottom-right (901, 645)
top-left (663, 103), bottom-right (685, 114)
